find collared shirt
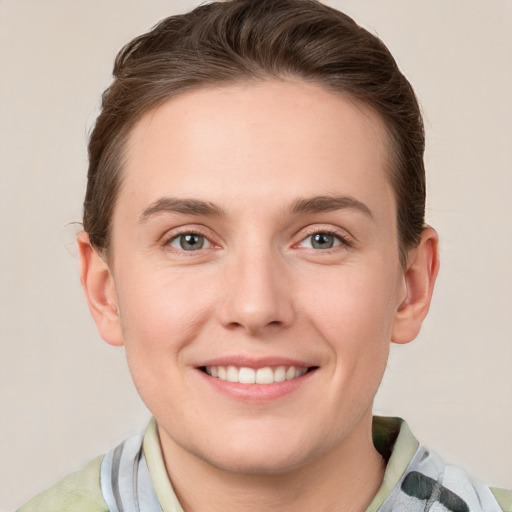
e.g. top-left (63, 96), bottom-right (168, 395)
top-left (18, 417), bottom-right (511, 512)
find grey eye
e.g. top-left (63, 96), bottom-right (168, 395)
top-left (299, 232), bottom-right (342, 250)
top-left (170, 233), bottom-right (209, 251)
top-left (311, 233), bottom-right (335, 249)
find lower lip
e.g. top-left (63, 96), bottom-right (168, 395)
top-left (196, 368), bottom-right (317, 402)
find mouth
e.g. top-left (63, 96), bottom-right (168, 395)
top-left (200, 365), bottom-right (317, 384)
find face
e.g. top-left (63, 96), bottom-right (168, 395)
top-left (101, 81), bottom-right (410, 474)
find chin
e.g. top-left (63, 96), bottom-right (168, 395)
top-left (187, 428), bottom-right (325, 476)
top-left (201, 447), bottom-right (312, 476)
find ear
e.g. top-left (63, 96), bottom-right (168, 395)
top-left (77, 232), bottom-right (124, 347)
top-left (391, 227), bottom-right (440, 344)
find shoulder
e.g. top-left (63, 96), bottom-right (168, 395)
top-left (491, 487), bottom-right (512, 512)
top-left (371, 417), bottom-right (511, 512)
top-left (17, 455), bottom-right (109, 512)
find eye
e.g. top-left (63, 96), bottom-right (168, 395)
top-left (168, 233), bottom-right (211, 251)
top-left (299, 232), bottom-right (343, 250)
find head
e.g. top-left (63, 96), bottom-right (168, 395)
top-left (84, 0), bottom-right (426, 268)
top-left (79, 0), bottom-right (438, 477)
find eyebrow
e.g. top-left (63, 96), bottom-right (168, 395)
top-left (139, 194), bottom-right (373, 223)
top-left (290, 195), bottom-right (373, 218)
top-left (139, 197), bottom-right (226, 223)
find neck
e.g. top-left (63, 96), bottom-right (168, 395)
top-left (159, 411), bottom-right (385, 512)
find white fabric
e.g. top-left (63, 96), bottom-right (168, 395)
top-left (101, 430), bottom-right (502, 512)
top-left (378, 445), bottom-right (502, 512)
top-left (100, 432), bottom-right (162, 512)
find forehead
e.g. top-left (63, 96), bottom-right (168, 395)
top-left (119, 80), bottom-right (394, 220)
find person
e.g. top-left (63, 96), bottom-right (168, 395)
top-left (17, 0), bottom-right (511, 511)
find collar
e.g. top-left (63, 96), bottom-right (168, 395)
top-left (142, 416), bottom-right (419, 512)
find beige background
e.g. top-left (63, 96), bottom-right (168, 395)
top-left (1, 0), bottom-right (511, 509)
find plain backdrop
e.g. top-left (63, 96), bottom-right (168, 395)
top-left (1, 1), bottom-right (511, 509)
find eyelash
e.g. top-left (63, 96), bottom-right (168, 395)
top-left (162, 222), bottom-right (354, 256)
top-left (162, 228), bottom-right (215, 253)
top-left (162, 228), bottom-right (353, 255)
top-left (295, 228), bottom-right (353, 251)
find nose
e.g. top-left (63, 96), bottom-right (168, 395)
top-left (218, 246), bottom-right (295, 337)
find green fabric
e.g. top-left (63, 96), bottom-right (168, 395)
top-left (143, 415), bottom-right (424, 512)
top-left (366, 417), bottom-right (419, 512)
top-left (491, 487), bottom-right (512, 512)
top-left (17, 455), bottom-right (108, 512)
top-left (143, 417), bottom-right (184, 512)
top-left (16, 417), bottom-right (510, 511)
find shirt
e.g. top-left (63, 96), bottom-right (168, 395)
top-left (17, 417), bottom-right (511, 512)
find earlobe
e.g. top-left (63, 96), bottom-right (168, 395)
top-left (77, 232), bottom-right (124, 347)
top-left (391, 227), bottom-right (440, 345)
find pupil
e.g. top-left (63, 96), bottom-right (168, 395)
top-left (181, 234), bottom-right (203, 250)
top-left (312, 233), bottom-right (333, 249)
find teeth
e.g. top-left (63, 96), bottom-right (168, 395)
top-left (204, 365), bottom-right (308, 384)
top-left (274, 366), bottom-right (286, 382)
top-left (255, 367), bottom-right (273, 384)
top-left (286, 366), bottom-right (296, 380)
top-left (239, 367), bottom-right (256, 384)
top-left (226, 365), bottom-right (239, 383)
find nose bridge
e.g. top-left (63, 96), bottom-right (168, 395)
top-left (219, 238), bottom-right (294, 335)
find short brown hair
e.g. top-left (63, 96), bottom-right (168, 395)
top-left (84, 0), bottom-right (426, 266)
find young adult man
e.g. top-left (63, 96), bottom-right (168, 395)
top-left (18, 1), bottom-right (511, 510)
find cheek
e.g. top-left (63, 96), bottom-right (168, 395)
top-left (306, 264), bottom-right (400, 340)
top-left (115, 267), bottom-right (215, 356)
top-left (302, 261), bottom-right (401, 398)
top-left (114, 268), bottom-right (217, 414)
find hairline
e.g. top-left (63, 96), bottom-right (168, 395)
top-left (95, 75), bottom-right (412, 267)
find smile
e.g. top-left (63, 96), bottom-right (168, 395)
top-left (203, 365), bottom-right (309, 384)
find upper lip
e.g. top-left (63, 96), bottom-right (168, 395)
top-left (197, 355), bottom-right (318, 369)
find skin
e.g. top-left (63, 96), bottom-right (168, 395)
top-left (79, 80), bottom-right (439, 511)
